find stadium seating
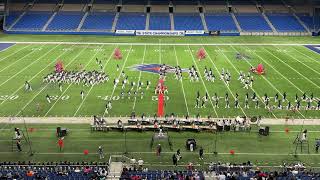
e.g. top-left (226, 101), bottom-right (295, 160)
top-left (121, 170), bottom-right (205, 180)
top-left (267, 13), bottom-right (306, 32)
top-left (174, 13), bottom-right (204, 30)
top-left (149, 13), bottom-right (171, 30)
top-left (205, 13), bottom-right (238, 31)
top-left (5, 11), bottom-right (22, 27)
top-left (47, 12), bottom-right (84, 31)
top-left (236, 13), bottom-right (272, 31)
top-left (0, 162), bottom-right (108, 180)
top-left (297, 13), bottom-right (315, 30)
top-left (116, 12), bottom-right (146, 30)
top-left (81, 12), bottom-right (115, 31)
top-left (12, 12), bottom-right (52, 30)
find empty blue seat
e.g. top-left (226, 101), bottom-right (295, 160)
top-left (149, 13), bottom-right (171, 30)
top-left (81, 12), bottom-right (115, 30)
top-left (13, 11), bottom-right (52, 30)
top-left (116, 12), bottom-right (146, 30)
top-left (5, 11), bottom-right (22, 27)
top-left (47, 12), bottom-right (84, 30)
top-left (236, 13), bottom-right (272, 31)
top-left (174, 13), bottom-right (203, 30)
top-left (267, 13), bottom-right (305, 32)
top-left (205, 13), bottom-right (238, 31)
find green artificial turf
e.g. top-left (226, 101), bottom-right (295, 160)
top-left (0, 124), bottom-right (319, 170)
top-left (0, 37), bottom-right (319, 118)
top-left (0, 35), bottom-right (319, 169)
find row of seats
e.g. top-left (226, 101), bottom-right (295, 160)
top-left (7, 11), bottom-right (312, 32)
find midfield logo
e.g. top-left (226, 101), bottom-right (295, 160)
top-left (129, 64), bottom-right (188, 74)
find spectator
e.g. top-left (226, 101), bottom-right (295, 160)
top-left (137, 158), bottom-right (144, 169)
top-left (83, 166), bottom-right (91, 174)
top-left (26, 170), bottom-right (34, 177)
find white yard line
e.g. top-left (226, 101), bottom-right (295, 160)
top-left (173, 46), bottom-right (189, 115)
top-left (132, 45), bottom-right (147, 110)
top-left (187, 45), bottom-right (219, 118)
top-left (204, 46), bottom-right (247, 117)
top-left (0, 44), bottom-right (31, 62)
top-left (277, 46), bottom-right (320, 76)
top-left (228, 46), bottom-right (278, 118)
top-left (263, 47), bottom-right (320, 90)
top-left (0, 44), bottom-right (69, 107)
top-left (3, 41), bottom-right (320, 46)
top-left (0, 44), bottom-right (46, 73)
top-left (43, 45), bottom-right (97, 117)
top-left (292, 46), bottom-right (320, 65)
top-left (0, 44), bottom-right (59, 88)
top-left (73, 45), bottom-right (116, 116)
top-left (103, 45), bottom-right (133, 117)
top-left (246, 47), bottom-right (311, 118)
top-left (15, 45), bottom-right (82, 116)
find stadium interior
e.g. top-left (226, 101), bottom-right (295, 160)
top-left (3, 0), bottom-right (320, 36)
top-left (0, 0), bottom-right (320, 180)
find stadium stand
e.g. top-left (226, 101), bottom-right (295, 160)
top-left (5, 11), bottom-right (22, 27)
top-left (47, 12), bottom-right (84, 31)
top-left (205, 13), bottom-right (238, 31)
top-left (0, 162), bottom-right (108, 179)
top-left (2, 0), bottom-right (316, 34)
top-left (121, 169), bottom-right (205, 180)
top-left (174, 13), bottom-right (203, 30)
top-left (236, 13), bottom-right (272, 31)
top-left (297, 13), bottom-right (315, 30)
top-left (81, 12), bottom-right (115, 31)
top-left (149, 13), bottom-right (171, 30)
top-left (267, 13), bottom-right (306, 32)
top-left (12, 11), bottom-right (52, 30)
top-left (116, 12), bottom-right (146, 30)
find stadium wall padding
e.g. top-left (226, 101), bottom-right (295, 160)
top-left (3, 30), bottom-right (225, 36)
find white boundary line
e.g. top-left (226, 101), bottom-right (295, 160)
top-left (103, 45), bottom-right (133, 117)
top-left (132, 45), bottom-right (147, 110)
top-left (73, 45), bottom-right (116, 116)
top-left (263, 47), bottom-right (320, 90)
top-left (0, 43), bottom-right (16, 52)
top-left (173, 46), bottom-right (190, 115)
top-left (15, 44), bottom-right (82, 116)
top-left (0, 44), bottom-right (59, 88)
top-left (44, 45), bottom-right (97, 117)
top-left (276, 46), bottom-right (320, 76)
top-left (2, 41), bottom-right (320, 46)
top-left (0, 44), bottom-right (45, 73)
top-left (0, 44), bottom-right (66, 107)
top-left (292, 46), bottom-right (320, 65)
top-left (0, 44), bottom-right (31, 62)
top-left (132, 46), bottom-right (147, 110)
top-left (187, 45), bottom-right (218, 118)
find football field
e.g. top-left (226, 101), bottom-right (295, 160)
top-left (0, 39), bottom-right (320, 119)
